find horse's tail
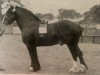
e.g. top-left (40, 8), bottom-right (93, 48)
top-left (77, 21), bottom-right (84, 36)
top-left (79, 26), bottom-right (84, 36)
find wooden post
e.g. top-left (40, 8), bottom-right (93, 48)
top-left (81, 36), bottom-right (83, 43)
top-left (0, 0), bottom-right (2, 25)
top-left (92, 36), bottom-right (95, 44)
top-left (0, 0), bottom-right (2, 17)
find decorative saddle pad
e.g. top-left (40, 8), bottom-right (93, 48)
top-left (39, 23), bottom-right (47, 34)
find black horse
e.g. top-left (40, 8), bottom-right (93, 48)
top-left (0, 5), bottom-right (88, 73)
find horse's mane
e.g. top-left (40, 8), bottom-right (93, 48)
top-left (16, 6), bottom-right (41, 21)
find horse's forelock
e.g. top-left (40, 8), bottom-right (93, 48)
top-left (7, 5), bottom-right (14, 12)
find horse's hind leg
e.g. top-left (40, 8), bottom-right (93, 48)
top-left (67, 44), bottom-right (88, 73)
top-left (76, 45), bottom-right (88, 72)
top-left (67, 44), bottom-right (79, 73)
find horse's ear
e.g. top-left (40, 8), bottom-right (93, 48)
top-left (8, 5), bottom-right (16, 12)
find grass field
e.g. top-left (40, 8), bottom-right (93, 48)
top-left (0, 35), bottom-right (100, 75)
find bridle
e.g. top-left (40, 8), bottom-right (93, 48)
top-left (1, 10), bottom-right (15, 35)
top-left (0, 6), bottom-right (16, 36)
top-left (4, 12), bottom-right (15, 20)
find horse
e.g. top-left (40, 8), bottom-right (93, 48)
top-left (0, 5), bottom-right (88, 73)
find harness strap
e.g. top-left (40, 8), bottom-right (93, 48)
top-left (57, 23), bottom-right (64, 46)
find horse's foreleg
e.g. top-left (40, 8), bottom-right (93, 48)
top-left (67, 44), bottom-right (79, 73)
top-left (26, 44), bottom-right (41, 72)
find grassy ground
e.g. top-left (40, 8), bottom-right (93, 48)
top-left (0, 35), bottom-right (100, 75)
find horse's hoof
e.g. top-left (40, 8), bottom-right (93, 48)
top-left (29, 67), bottom-right (40, 72)
top-left (79, 64), bottom-right (86, 73)
top-left (69, 67), bottom-right (80, 73)
top-left (29, 67), bottom-right (33, 72)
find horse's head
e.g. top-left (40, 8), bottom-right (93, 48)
top-left (0, 5), bottom-right (41, 36)
top-left (0, 5), bottom-right (16, 36)
top-left (3, 5), bottom-right (16, 25)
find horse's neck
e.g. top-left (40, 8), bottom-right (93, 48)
top-left (15, 7), bottom-right (41, 31)
top-left (16, 7), bottom-right (40, 22)
top-left (16, 10), bottom-right (38, 22)
top-left (15, 13), bottom-right (40, 31)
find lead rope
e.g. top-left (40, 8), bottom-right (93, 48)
top-left (0, 36), bottom-right (3, 42)
top-left (0, 16), bottom-right (6, 42)
top-left (87, 69), bottom-right (90, 75)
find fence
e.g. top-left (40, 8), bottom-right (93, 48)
top-left (80, 35), bottom-right (100, 44)
top-left (3, 26), bottom-right (100, 44)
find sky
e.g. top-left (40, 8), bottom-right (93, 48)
top-left (21, 0), bottom-right (100, 16)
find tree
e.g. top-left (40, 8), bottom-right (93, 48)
top-left (91, 5), bottom-right (100, 24)
top-left (57, 9), bottom-right (82, 20)
top-left (83, 11), bottom-right (94, 23)
top-left (35, 13), bottom-right (43, 19)
top-left (42, 13), bottom-right (54, 21)
top-left (83, 4), bottom-right (100, 24)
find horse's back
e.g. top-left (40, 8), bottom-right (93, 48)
top-left (47, 20), bottom-right (78, 34)
top-left (58, 20), bottom-right (79, 31)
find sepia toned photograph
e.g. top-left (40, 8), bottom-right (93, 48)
top-left (0, 0), bottom-right (100, 75)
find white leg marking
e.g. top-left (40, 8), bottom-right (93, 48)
top-left (69, 60), bottom-right (80, 73)
top-left (28, 67), bottom-right (33, 72)
top-left (80, 64), bottom-right (86, 73)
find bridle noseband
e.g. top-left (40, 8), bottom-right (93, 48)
top-left (5, 12), bottom-right (15, 20)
